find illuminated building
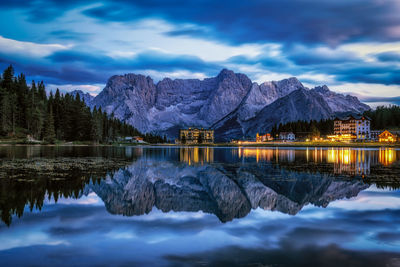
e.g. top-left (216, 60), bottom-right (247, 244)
top-left (179, 128), bottom-right (214, 144)
top-left (378, 130), bottom-right (398, 143)
top-left (333, 115), bottom-right (371, 141)
top-left (370, 130), bottom-right (383, 141)
top-left (256, 133), bottom-right (273, 142)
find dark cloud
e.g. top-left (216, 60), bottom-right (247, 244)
top-left (82, 0), bottom-right (400, 46)
top-left (48, 30), bottom-right (92, 41)
top-left (376, 52), bottom-right (400, 62)
top-left (286, 46), bottom-right (362, 65)
top-left (0, 48), bottom-right (221, 85)
top-left (2, 0), bottom-right (400, 91)
top-left (333, 65), bottom-right (400, 85)
top-left (46, 49), bottom-right (219, 73)
top-left (226, 47), bottom-right (400, 86)
top-left (3, 0), bottom-right (400, 46)
top-left (362, 96), bottom-right (400, 105)
top-left (228, 55), bottom-right (288, 69)
top-left (164, 28), bottom-right (210, 38)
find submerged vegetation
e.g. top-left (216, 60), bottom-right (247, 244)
top-left (0, 156), bottom-right (135, 226)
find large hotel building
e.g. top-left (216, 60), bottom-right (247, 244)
top-left (333, 115), bottom-right (371, 141)
top-left (179, 128), bottom-right (214, 144)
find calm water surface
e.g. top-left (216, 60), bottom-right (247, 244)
top-left (0, 146), bottom-right (400, 266)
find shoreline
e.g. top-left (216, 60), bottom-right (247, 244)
top-left (1, 140), bottom-right (399, 148)
top-left (155, 142), bottom-right (400, 148)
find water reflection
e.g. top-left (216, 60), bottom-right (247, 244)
top-left (238, 147), bottom-right (295, 163)
top-left (380, 147), bottom-right (396, 166)
top-left (1, 146), bottom-right (400, 266)
top-left (1, 146), bottom-right (400, 226)
top-left (237, 147), bottom-right (399, 176)
top-left (327, 148), bottom-right (371, 176)
top-left (91, 158), bottom-right (370, 221)
top-left (179, 147), bottom-right (213, 165)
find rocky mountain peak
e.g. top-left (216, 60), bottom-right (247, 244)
top-left (314, 85), bottom-right (330, 94)
top-left (312, 85), bottom-right (370, 113)
top-left (106, 74), bottom-right (155, 93)
top-left (90, 69), bottom-right (370, 140)
top-left (217, 68), bottom-right (236, 80)
top-left (275, 77), bottom-right (303, 87)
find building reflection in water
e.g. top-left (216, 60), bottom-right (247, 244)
top-left (379, 147), bottom-right (396, 166)
top-left (179, 147), bottom-right (214, 165)
top-left (236, 147), bottom-right (397, 176)
top-left (237, 148), bottom-right (295, 163)
top-left (327, 148), bottom-right (371, 176)
top-left (179, 146), bottom-right (398, 174)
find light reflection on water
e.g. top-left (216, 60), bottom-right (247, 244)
top-left (0, 146), bottom-right (399, 266)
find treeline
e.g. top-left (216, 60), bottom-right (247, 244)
top-left (364, 105), bottom-right (400, 130)
top-left (271, 119), bottom-right (334, 137)
top-left (271, 104), bottom-right (400, 137)
top-left (0, 65), bottom-right (164, 143)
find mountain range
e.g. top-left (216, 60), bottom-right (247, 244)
top-left (72, 69), bottom-right (370, 141)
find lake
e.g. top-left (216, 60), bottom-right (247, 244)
top-left (0, 146), bottom-right (399, 266)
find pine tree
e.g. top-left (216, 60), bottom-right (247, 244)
top-left (90, 107), bottom-right (102, 143)
top-left (1, 65), bottom-right (14, 91)
top-left (43, 107), bottom-right (56, 143)
top-left (53, 89), bottom-right (63, 139)
top-left (0, 87), bottom-right (11, 135)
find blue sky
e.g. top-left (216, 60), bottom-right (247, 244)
top-left (1, 0), bottom-right (400, 105)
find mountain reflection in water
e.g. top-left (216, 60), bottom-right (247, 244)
top-left (1, 146), bottom-right (399, 225)
top-left (1, 146), bottom-right (400, 267)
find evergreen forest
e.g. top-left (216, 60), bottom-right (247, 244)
top-left (0, 65), bottom-right (164, 143)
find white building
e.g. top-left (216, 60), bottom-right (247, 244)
top-left (333, 115), bottom-right (371, 141)
top-left (279, 132), bottom-right (295, 141)
top-left (124, 136), bottom-right (146, 143)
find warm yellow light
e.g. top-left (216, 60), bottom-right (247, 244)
top-left (343, 149), bottom-right (350, 165)
top-left (379, 148), bottom-right (396, 166)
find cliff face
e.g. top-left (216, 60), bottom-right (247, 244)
top-left (243, 88), bottom-right (334, 138)
top-left (91, 159), bottom-right (368, 222)
top-left (90, 69), bottom-right (252, 135)
top-left (312, 85), bottom-right (370, 113)
top-left (87, 69), bottom-right (370, 140)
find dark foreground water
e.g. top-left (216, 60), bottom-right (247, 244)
top-left (0, 146), bottom-right (400, 267)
